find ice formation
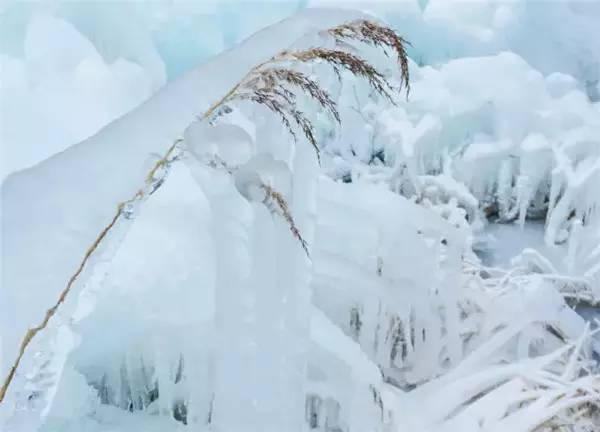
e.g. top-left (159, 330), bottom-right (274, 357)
top-left (1, 2), bottom-right (599, 432)
top-left (0, 11), bottom-right (166, 179)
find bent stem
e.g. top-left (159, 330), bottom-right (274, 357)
top-left (0, 19), bottom-right (410, 404)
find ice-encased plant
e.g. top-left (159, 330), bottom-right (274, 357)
top-left (2, 9), bottom-right (599, 432)
top-left (0, 17), bottom-right (410, 428)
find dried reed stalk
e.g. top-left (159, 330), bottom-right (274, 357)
top-left (260, 183), bottom-right (310, 257)
top-left (0, 19), bottom-right (410, 403)
top-left (0, 140), bottom-right (181, 403)
top-left (329, 19), bottom-right (411, 96)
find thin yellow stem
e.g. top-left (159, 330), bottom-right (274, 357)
top-left (0, 51), bottom-right (287, 404)
top-left (0, 142), bottom-right (182, 404)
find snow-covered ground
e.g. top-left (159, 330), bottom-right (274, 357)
top-left (1, 1), bottom-right (599, 431)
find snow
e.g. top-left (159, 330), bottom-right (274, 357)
top-left (0, 12), bottom-right (165, 179)
top-left (1, 2), bottom-right (600, 432)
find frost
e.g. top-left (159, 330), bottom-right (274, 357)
top-left (2, 4), bottom-right (600, 432)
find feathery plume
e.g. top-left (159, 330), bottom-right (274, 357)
top-left (260, 183), bottom-right (310, 258)
top-left (329, 19), bottom-right (411, 96)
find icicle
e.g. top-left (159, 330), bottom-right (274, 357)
top-left (565, 218), bottom-right (583, 273)
top-left (496, 158), bottom-right (514, 221)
